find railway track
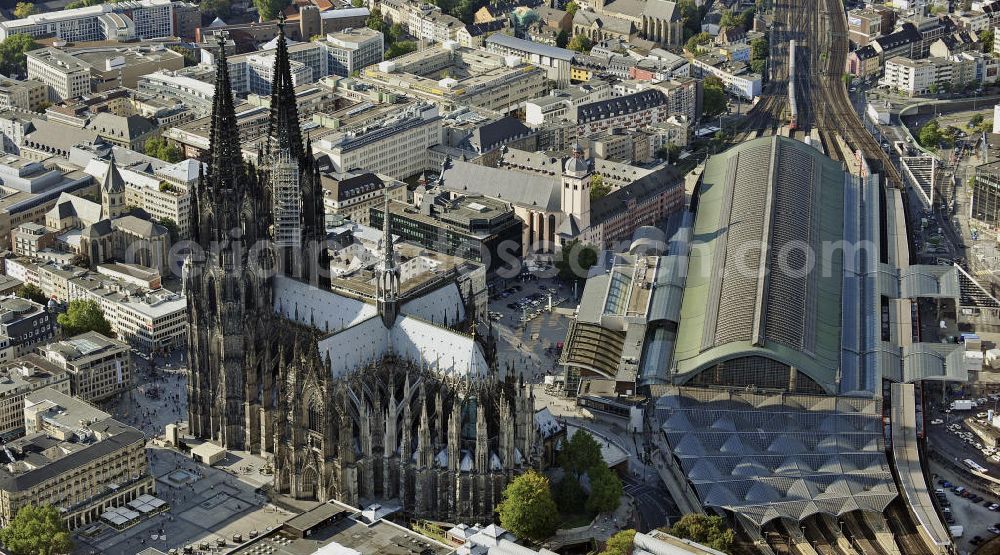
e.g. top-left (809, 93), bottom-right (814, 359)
top-left (803, 517), bottom-right (841, 555)
top-left (809, 0), bottom-right (903, 187)
top-left (884, 499), bottom-right (934, 555)
top-left (841, 512), bottom-right (890, 555)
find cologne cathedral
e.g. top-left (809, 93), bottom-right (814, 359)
top-left (184, 26), bottom-right (538, 523)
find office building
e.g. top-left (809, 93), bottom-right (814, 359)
top-left (39, 331), bottom-right (131, 403)
top-left (314, 102), bottom-right (444, 179)
top-left (321, 27), bottom-right (385, 77)
top-left (361, 43), bottom-right (549, 114)
top-left (0, 355), bottom-right (70, 440)
top-left (0, 0), bottom-right (175, 42)
top-left (26, 49), bottom-right (91, 102)
top-left (370, 195), bottom-right (523, 286)
top-left (0, 79), bottom-right (47, 112)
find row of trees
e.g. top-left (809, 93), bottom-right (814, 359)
top-left (598, 514), bottom-right (735, 554)
top-left (495, 431), bottom-right (623, 543)
top-left (750, 35), bottom-right (768, 77)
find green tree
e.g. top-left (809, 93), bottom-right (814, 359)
top-left (565, 0), bottom-right (578, 15)
top-left (556, 239), bottom-right (598, 284)
top-left (144, 137), bottom-right (183, 163)
top-left (556, 29), bottom-right (569, 48)
top-left (367, 7), bottom-right (386, 33)
top-left (719, 9), bottom-right (740, 28)
top-left (980, 29), bottom-right (994, 53)
top-left (70, 253), bottom-right (90, 268)
top-left (677, 0), bottom-right (701, 36)
top-left (918, 119), bottom-right (945, 148)
top-left (586, 464), bottom-right (623, 514)
top-left (352, 0), bottom-right (364, 6)
top-left (567, 34), bottom-right (592, 52)
top-left (702, 76), bottom-right (727, 117)
top-left (750, 36), bottom-right (768, 61)
top-left (16, 283), bottom-right (46, 304)
top-left (600, 529), bottom-right (637, 555)
top-left (496, 470), bottom-right (559, 543)
top-left (388, 22), bottom-right (405, 43)
top-left (0, 505), bottom-right (73, 555)
top-left (667, 514), bottom-right (735, 553)
top-left (750, 58), bottom-right (766, 74)
top-left (168, 45), bottom-right (198, 66)
top-left (253, 0), bottom-right (289, 21)
top-left (158, 217), bottom-right (180, 243)
top-left (199, 0), bottom-right (231, 18)
top-left (57, 299), bottom-right (113, 338)
top-left (0, 34), bottom-right (39, 76)
top-left (970, 113), bottom-right (985, 129)
top-left (554, 475), bottom-right (586, 513)
top-left (559, 430), bottom-right (603, 479)
top-left (590, 174), bottom-right (611, 200)
top-left (13, 2), bottom-right (38, 18)
top-left (684, 31), bottom-right (711, 53)
top-left (386, 40), bottom-right (417, 58)
top-left (65, 0), bottom-right (101, 8)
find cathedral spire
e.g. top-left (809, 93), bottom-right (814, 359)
top-left (207, 33), bottom-right (243, 190)
top-left (381, 185), bottom-right (395, 270)
top-left (265, 15), bottom-right (303, 160)
top-left (376, 184), bottom-right (400, 328)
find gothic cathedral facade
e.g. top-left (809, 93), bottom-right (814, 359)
top-left (185, 25), bottom-right (538, 524)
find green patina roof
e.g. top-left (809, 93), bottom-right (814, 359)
top-left (671, 136), bottom-right (848, 393)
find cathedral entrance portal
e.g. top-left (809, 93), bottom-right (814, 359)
top-left (300, 466), bottom-right (318, 500)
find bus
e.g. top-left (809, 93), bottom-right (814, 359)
top-left (964, 459), bottom-right (989, 473)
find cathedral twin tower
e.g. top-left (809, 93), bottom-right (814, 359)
top-left (184, 25), bottom-right (539, 522)
top-left (185, 25), bottom-right (325, 452)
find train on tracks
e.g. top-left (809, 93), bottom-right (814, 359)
top-left (788, 39), bottom-right (798, 131)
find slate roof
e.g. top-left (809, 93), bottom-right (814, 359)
top-left (573, 10), bottom-right (635, 35)
top-left (85, 113), bottom-right (156, 141)
top-left (438, 159), bottom-right (561, 211)
top-left (465, 19), bottom-right (508, 37)
top-left (591, 165), bottom-right (681, 224)
top-left (471, 116), bottom-right (532, 153)
top-left (576, 89), bottom-right (666, 122)
top-left (112, 215), bottom-right (167, 238)
top-left (873, 22), bottom-right (920, 51)
top-left (324, 172), bottom-right (384, 202)
top-left (0, 419), bottom-right (143, 492)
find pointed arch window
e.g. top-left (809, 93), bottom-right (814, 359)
top-left (308, 401), bottom-right (322, 432)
